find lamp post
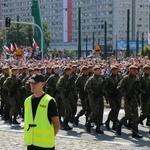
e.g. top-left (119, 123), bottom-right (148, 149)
top-left (136, 25), bottom-right (141, 57)
top-left (104, 21), bottom-right (107, 59)
top-left (126, 9), bottom-right (130, 57)
top-left (115, 33), bottom-right (118, 60)
top-left (78, 7), bottom-right (81, 59)
top-left (85, 35), bottom-right (88, 57)
top-left (141, 32), bottom-right (144, 56)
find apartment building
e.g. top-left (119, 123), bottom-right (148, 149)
top-left (0, 0), bottom-right (150, 56)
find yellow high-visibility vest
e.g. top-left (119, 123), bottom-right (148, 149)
top-left (24, 94), bottom-right (55, 148)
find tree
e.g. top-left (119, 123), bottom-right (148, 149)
top-left (0, 21), bottom-right (51, 49)
top-left (139, 45), bottom-right (150, 58)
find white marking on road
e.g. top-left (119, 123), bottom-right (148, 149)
top-left (102, 141), bottom-right (140, 147)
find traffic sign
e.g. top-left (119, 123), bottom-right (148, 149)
top-left (94, 44), bottom-right (102, 54)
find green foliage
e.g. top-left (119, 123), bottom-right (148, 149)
top-left (66, 50), bottom-right (76, 60)
top-left (0, 21), bottom-right (51, 48)
top-left (139, 45), bottom-right (150, 58)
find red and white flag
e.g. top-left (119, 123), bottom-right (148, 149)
top-left (32, 38), bottom-right (39, 50)
top-left (10, 43), bottom-right (15, 52)
top-left (3, 45), bottom-right (9, 51)
top-left (148, 32), bottom-right (150, 44)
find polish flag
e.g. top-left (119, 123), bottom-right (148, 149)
top-left (10, 43), bottom-right (15, 52)
top-left (3, 45), bottom-right (9, 51)
top-left (148, 32), bottom-right (150, 44)
top-left (32, 38), bottom-right (39, 50)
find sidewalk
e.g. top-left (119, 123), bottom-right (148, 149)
top-left (0, 130), bottom-right (149, 150)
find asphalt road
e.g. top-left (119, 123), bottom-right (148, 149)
top-left (0, 106), bottom-right (149, 150)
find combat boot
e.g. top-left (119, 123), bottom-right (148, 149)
top-left (105, 119), bottom-right (110, 130)
top-left (95, 126), bottom-right (104, 134)
top-left (12, 116), bottom-right (20, 125)
top-left (132, 126), bottom-right (143, 138)
top-left (138, 116), bottom-right (144, 125)
top-left (146, 118), bottom-right (150, 126)
top-left (9, 116), bottom-right (12, 125)
top-left (85, 121), bottom-right (91, 133)
top-left (112, 121), bottom-right (116, 131)
top-left (74, 116), bottom-right (79, 125)
top-left (62, 120), bottom-right (72, 130)
top-left (116, 123), bottom-right (122, 136)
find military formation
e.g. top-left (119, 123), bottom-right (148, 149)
top-left (0, 55), bottom-right (150, 139)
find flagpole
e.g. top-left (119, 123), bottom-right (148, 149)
top-left (11, 21), bottom-right (44, 61)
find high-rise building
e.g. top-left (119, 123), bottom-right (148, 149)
top-left (0, 0), bottom-right (150, 56)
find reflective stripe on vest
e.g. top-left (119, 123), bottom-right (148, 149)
top-left (24, 94), bottom-right (55, 148)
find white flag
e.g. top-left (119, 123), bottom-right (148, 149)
top-left (148, 32), bottom-right (150, 44)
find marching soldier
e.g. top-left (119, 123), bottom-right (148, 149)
top-left (116, 65), bottom-right (143, 138)
top-left (46, 65), bottom-right (63, 124)
top-left (56, 66), bottom-right (73, 130)
top-left (0, 66), bottom-right (10, 120)
top-left (2, 66), bottom-right (21, 124)
top-left (74, 66), bottom-right (90, 125)
top-left (84, 65), bottom-right (105, 134)
top-left (105, 65), bottom-right (121, 130)
top-left (139, 65), bottom-right (150, 126)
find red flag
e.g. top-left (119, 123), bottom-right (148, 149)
top-left (10, 43), bottom-right (15, 52)
top-left (32, 38), bottom-right (39, 50)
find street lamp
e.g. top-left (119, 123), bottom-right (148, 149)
top-left (136, 25), bottom-right (141, 57)
top-left (115, 33), bottom-right (118, 60)
top-left (141, 32), bottom-right (144, 56)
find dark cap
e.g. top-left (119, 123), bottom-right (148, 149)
top-left (64, 66), bottom-right (72, 71)
top-left (53, 65), bottom-right (59, 69)
top-left (12, 66), bottom-right (18, 71)
top-left (28, 73), bottom-right (45, 83)
top-left (143, 64), bottom-right (150, 69)
top-left (93, 65), bottom-right (101, 70)
top-left (110, 65), bottom-right (118, 71)
top-left (81, 66), bottom-right (88, 71)
top-left (2, 66), bottom-right (9, 70)
top-left (129, 65), bottom-right (138, 69)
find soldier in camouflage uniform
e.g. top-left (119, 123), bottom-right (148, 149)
top-left (0, 66), bottom-right (10, 120)
top-left (2, 67), bottom-right (21, 124)
top-left (69, 65), bottom-right (78, 122)
top-left (116, 65), bottom-right (143, 138)
top-left (84, 65), bottom-right (105, 134)
top-left (139, 65), bottom-right (150, 126)
top-left (56, 66), bottom-right (73, 130)
top-left (17, 66), bottom-right (28, 117)
top-left (45, 66), bottom-right (52, 81)
top-left (105, 65), bottom-right (121, 130)
top-left (46, 65), bottom-right (63, 124)
top-left (74, 66), bottom-right (90, 125)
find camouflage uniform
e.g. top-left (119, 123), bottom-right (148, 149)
top-left (17, 71), bottom-right (28, 116)
top-left (116, 65), bottom-right (143, 138)
top-left (56, 66), bottom-right (73, 130)
top-left (69, 69), bottom-right (78, 120)
top-left (3, 69), bottom-right (21, 124)
top-left (74, 66), bottom-right (90, 125)
top-left (46, 69), bottom-right (63, 123)
top-left (84, 66), bottom-right (105, 134)
top-left (139, 65), bottom-right (150, 126)
top-left (0, 72), bottom-right (10, 120)
top-left (105, 66), bottom-right (121, 130)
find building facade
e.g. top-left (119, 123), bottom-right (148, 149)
top-left (0, 0), bottom-right (150, 56)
